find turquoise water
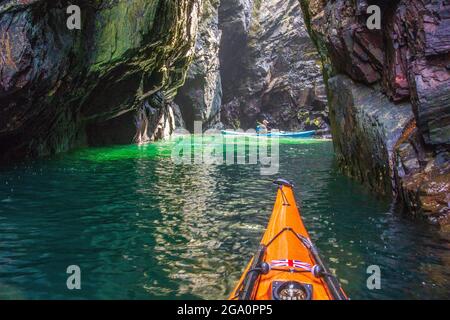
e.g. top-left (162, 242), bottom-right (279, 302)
top-left (0, 136), bottom-right (448, 299)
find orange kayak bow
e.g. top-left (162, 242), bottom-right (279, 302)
top-left (229, 179), bottom-right (348, 300)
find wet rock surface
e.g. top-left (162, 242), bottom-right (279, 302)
top-left (0, 0), bottom-right (200, 162)
top-left (394, 130), bottom-right (450, 228)
top-left (328, 74), bottom-right (414, 195)
top-left (300, 0), bottom-right (450, 226)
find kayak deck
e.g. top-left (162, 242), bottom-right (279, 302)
top-left (229, 179), bottom-right (347, 300)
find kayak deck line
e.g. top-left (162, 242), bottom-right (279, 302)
top-left (229, 179), bottom-right (348, 300)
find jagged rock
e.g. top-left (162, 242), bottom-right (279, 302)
top-left (385, 0), bottom-right (450, 147)
top-left (329, 74), bottom-right (415, 194)
top-left (299, 0), bottom-right (384, 85)
top-left (395, 135), bottom-right (450, 227)
top-left (175, 0), bottom-right (223, 132)
top-left (220, 0), bottom-right (327, 131)
top-left (300, 0), bottom-right (450, 226)
top-left (300, 0), bottom-right (450, 147)
top-left (0, 0), bottom-right (201, 162)
top-left (169, 102), bottom-right (186, 129)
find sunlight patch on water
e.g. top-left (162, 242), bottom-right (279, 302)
top-left (70, 135), bottom-right (329, 162)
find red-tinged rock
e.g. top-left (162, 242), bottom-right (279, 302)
top-left (300, 0), bottom-right (450, 227)
top-left (411, 58), bottom-right (450, 146)
top-left (321, 0), bottom-right (383, 84)
top-left (423, 5), bottom-right (450, 56)
top-left (354, 28), bottom-right (384, 66)
top-left (383, 2), bottom-right (411, 102)
top-left (394, 129), bottom-right (450, 227)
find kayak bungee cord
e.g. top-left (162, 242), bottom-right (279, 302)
top-left (274, 179), bottom-right (292, 206)
top-left (233, 227), bottom-right (343, 300)
top-left (229, 179), bottom-right (348, 300)
top-left (279, 187), bottom-right (290, 206)
top-left (235, 245), bottom-right (267, 300)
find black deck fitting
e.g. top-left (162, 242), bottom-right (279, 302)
top-left (273, 178), bottom-right (294, 188)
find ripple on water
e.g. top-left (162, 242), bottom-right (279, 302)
top-left (0, 138), bottom-right (448, 299)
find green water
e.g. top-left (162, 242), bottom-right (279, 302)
top-left (0, 136), bottom-right (448, 299)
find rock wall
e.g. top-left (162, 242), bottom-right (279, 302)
top-left (219, 0), bottom-right (328, 131)
top-left (0, 0), bottom-right (201, 162)
top-left (176, 0), bottom-right (327, 132)
top-left (218, 0), bottom-right (254, 108)
top-left (299, 0), bottom-right (450, 227)
top-left (328, 75), bottom-right (415, 194)
top-left (174, 0), bottom-right (222, 132)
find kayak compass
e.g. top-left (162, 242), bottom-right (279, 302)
top-left (272, 281), bottom-right (313, 301)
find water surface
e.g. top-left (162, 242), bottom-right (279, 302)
top-left (0, 136), bottom-right (448, 299)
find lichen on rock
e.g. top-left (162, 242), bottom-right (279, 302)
top-left (0, 0), bottom-right (201, 162)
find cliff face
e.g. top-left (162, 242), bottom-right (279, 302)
top-left (0, 0), bottom-right (201, 161)
top-left (219, 0), bottom-right (327, 131)
top-left (217, 0), bottom-right (254, 112)
top-left (299, 0), bottom-right (450, 227)
top-left (174, 0), bottom-right (254, 131)
top-left (174, 0), bottom-right (222, 131)
top-left (175, 0), bottom-right (327, 131)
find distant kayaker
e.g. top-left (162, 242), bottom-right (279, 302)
top-left (256, 119), bottom-right (271, 134)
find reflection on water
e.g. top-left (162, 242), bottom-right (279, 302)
top-left (0, 136), bottom-right (448, 299)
